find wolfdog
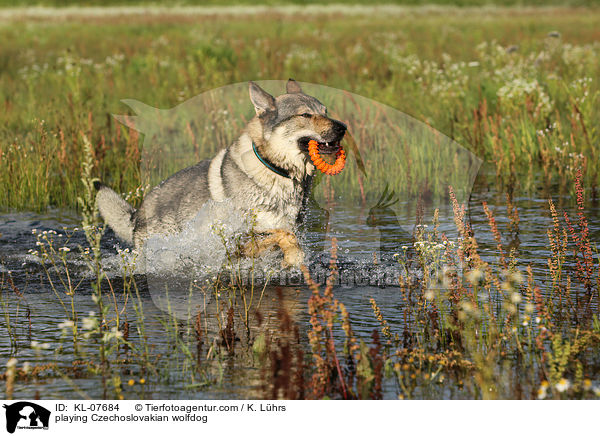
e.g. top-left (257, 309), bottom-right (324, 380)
top-left (95, 79), bottom-right (347, 266)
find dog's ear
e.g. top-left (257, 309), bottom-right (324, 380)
top-left (286, 78), bottom-right (303, 94)
top-left (249, 81), bottom-right (276, 117)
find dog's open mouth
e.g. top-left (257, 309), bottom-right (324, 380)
top-left (298, 137), bottom-right (342, 154)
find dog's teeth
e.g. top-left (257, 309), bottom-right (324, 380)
top-left (326, 142), bottom-right (329, 147)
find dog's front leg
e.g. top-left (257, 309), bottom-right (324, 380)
top-left (243, 229), bottom-right (304, 267)
top-left (273, 229), bottom-right (305, 267)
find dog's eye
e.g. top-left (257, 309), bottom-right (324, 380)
top-left (300, 113), bottom-right (313, 118)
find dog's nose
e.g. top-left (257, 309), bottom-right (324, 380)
top-left (332, 120), bottom-right (347, 136)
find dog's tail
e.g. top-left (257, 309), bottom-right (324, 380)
top-left (94, 181), bottom-right (135, 245)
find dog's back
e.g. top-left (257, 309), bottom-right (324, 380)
top-left (132, 159), bottom-right (212, 246)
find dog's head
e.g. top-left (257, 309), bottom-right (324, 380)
top-left (248, 80), bottom-right (347, 173)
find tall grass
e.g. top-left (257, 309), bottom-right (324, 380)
top-left (2, 167), bottom-right (599, 399)
top-left (0, 8), bottom-right (599, 209)
top-left (251, 173), bottom-right (599, 399)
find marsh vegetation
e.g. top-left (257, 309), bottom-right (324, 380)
top-left (1, 6), bottom-right (599, 399)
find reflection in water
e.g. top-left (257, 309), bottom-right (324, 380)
top-left (366, 185), bottom-right (412, 261)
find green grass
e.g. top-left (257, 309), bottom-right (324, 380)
top-left (0, 6), bottom-right (599, 210)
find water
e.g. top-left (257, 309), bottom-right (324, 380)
top-left (1, 187), bottom-right (599, 399)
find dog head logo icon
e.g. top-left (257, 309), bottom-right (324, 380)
top-left (3, 402), bottom-right (50, 433)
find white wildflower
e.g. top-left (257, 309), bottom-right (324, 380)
top-left (466, 269), bottom-right (484, 285)
top-left (58, 320), bottom-right (74, 330)
top-left (555, 378), bottom-right (570, 393)
top-left (510, 292), bottom-right (522, 304)
top-left (82, 316), bottom-right (98, 331)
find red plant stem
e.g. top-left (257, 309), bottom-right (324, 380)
top-left (328, 325), bottom-right (348, 399)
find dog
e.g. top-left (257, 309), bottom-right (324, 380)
top-left (95, 79), bottom-right (347, 266)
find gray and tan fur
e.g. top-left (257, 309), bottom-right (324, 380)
top-left (96, 80), bottom-right (346, 266)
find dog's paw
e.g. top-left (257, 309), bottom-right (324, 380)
top-left (281, 246), bottom-right (305, 268)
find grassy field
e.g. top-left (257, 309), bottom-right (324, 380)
top-left (1, 6), bottom-right (600, 401)
top-left (1, 6), bottom-right (599, 210)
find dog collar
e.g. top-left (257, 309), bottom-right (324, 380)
top-left (252, 141), bottom-right (291, 179)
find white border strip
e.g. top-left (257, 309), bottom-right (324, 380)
top-left (0, 399), bottom-right (597, 435)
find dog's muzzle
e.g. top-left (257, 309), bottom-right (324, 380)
top-left (299, 120), bottom-right (347, 154)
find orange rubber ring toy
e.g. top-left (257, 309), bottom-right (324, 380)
top-left (308, 139), bottom-right (346, 176)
